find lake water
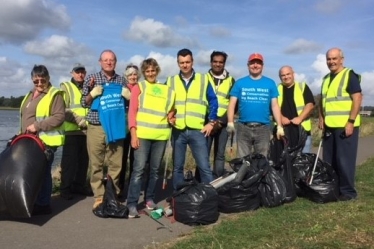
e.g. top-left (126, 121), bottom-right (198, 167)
top-left (0, 109), bottom-right (62, 167)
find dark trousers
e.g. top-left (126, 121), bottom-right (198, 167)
top-left (323, 127), bottom-right (359, 198)
top-left (60, 135), bottom-right (89, 193)
top-left (119, 133), bottom-right (134, 190)
top-left (207, 127), bottom-right (229, 178)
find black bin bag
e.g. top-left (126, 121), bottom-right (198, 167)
top-left (255, 154), bottom-right (287, 207)
top-left (293, 153), bottom-right (339, 203)
top-left (0, 134), bottom-right (48, 218)
top-left (93, 174), bottom-right (128, 218)
top-left (172, 181), bottom-right (219, 226)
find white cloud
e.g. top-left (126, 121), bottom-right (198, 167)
top-left (23, 35), bottom-right (89, 58)
top-left (123, 16), bottom-right (198, 48)
top-left (361, 71), bottom-right (374, 105)
top-left (284, 39), bottom-right (322, 54)
top-left (0, 0), bottom-right (70, 44)
top-left (0, 57), bottom-right (29, 94)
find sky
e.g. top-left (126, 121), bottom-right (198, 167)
top-left (1, 0), bottom-right (374, 104)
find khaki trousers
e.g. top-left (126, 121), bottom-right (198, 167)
top-left (87, 125), bottom-right (124, 198)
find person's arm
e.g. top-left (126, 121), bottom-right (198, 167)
top-left (206, 83), bottom-right (218, 121)
top-left (344, 71), bottom-right (362, 136)
top-left (271, 98), bottom-right (282, 127)
top-left (128, 84), bottom-right (141, 130)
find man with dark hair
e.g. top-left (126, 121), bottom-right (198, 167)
top-left (206, 51), bottom-right (235, 177)
top-left (319, 47), bottom-right (362, 201)
top-left (166, 48), bottom-right (218, 190)
top-left (59, 63), bottom-right (92, 200)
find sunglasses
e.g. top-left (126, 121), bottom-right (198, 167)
top-left (33, 79), bottom-right (48, 85)
top-left (126, 65), bottom-right (138, 70)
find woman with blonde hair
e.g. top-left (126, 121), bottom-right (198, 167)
top-left (126, 58), bottom-right (175, 218)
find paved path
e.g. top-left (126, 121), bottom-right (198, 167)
top-left (1, 136), bottom-right (373, 249)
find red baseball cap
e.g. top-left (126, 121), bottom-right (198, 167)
top-left (248, 53), bottom-right (264, 62)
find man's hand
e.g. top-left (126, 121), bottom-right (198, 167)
top-left (290, 116), bottom-right (303, 125)
top-left (226, 122), bottom-right (235, 133)
top-left (78, 118), bottom-right (87, 128)
top-left (121, 87), bottom-right (131, 100)
top-left (281, 116), bottom-right (291, 125)
top-left (90, 85), bottom-right (103, 99)
top-left (276, 126), bottom-right (285, 140)
top-left (344, 122), bottom-right (354, 137)
top-left (167, 109), bottom-right (177, 126)
top-left (201, 123), bottom-right (214, 137)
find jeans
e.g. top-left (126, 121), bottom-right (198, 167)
top-left (172, 128), bottom-right (213, 190)
top-left (302, 135), bottom-right (312, 153)
top-left (236, 122), bottom-right (270, 158)
top-left (127, 139), bottom-right (166, 207)
top-left (323, 127), bottom-right (359, 198)
top-left (35, 147), bottom-right (56, 206)
top-left (207, 127), bottom-right (229, 177)
top-left (60, 135), bottom-right (89, 193)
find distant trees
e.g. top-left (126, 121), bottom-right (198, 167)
top-left (0, 96), bottom-right (25, 108)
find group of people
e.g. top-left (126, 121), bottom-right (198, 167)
top-left (19, 46), bottom-right (361, 217)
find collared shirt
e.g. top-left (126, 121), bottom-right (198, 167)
top-left (81, 70), bottom-right (126, 125)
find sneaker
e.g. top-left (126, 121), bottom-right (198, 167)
top-left (92, 198), bottom-right (103, 209)
top-left (32, 204), bottom-right (52, 216)
top-left (128, 206), bottom-right (140, 218)
top-left (60, 192), bottom-right (73, 200)
top-left (146, 200), bottom-right (157, 210)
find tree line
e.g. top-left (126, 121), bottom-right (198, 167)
top-left (0, 96), bottom-right (25, 108)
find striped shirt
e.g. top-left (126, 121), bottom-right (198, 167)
top-left (81, 70), bottom-right (127, 125)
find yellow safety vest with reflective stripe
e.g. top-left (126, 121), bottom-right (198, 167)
top-left (321, 68), bottom-right (361, 127)
top-left (20, 87), bottom-right (65, 146)
top-left (136, 81), bottom-right (175, 140)
top-left (277, 82), bottom-right (311, 131)
top-left (167, 73), bottom-right (208, 129)
top-left (60, 81), bottom-right (88, 131)
top-left (206, 73), bottom-right (233, 117)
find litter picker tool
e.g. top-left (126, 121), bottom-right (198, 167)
top-left (140, 210), bottom-right (173, 232)
top-left (162, 138), bottom-right (172, 190)
top-left (229, 132), bottom-right (234, 158)
top-left (309, 131), bottom-right (329, 185)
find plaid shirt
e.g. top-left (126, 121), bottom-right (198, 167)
top-left (81, 70), bottom-right (127, 125)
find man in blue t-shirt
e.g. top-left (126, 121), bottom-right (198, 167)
top-left (227, 53), bottom-right (284, 158)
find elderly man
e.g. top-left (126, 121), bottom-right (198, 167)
top-left (277, 66), bottom-right (315, 152)
top-left (227, 53), bottom-right (284, 158)
top-left (81, 50), bottom-right (129, 209)
top-left (319, 47), bottom-right (362, 201)
top-left (59, 63), bottom-right (91, 200)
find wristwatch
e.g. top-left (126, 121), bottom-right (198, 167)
top-left (209, 120), bottom-right (216, 126)
top-left (348, 119), bottom-right (355, 124)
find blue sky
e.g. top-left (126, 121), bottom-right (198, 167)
top-left (1, 0), bottom-right (374, 104)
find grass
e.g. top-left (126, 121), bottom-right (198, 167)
top-left (158, 157), bottom-right (374, 249)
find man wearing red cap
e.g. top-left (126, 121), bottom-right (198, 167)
top-left (227, 53), bottom-right (284, 158)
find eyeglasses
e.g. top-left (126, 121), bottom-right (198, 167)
top-left (33, 79), bottom-right (48, 85)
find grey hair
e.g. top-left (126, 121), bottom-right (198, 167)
top-left (31, 65), bottom-right (50, 80)
top-left (99, 49), bottom-right (117, 61)
top-left (123, 63), bottom-right (140, 79)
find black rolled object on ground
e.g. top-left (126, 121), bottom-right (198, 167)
top-left (0, 134), bottom-right (48, 218)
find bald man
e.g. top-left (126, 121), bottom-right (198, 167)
top-left (277, 66), bottom-right (314, 152)
top-left (319, 47), bottom-right (362, 201)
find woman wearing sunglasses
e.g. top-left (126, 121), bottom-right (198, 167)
top-left (19, 65), bottom-right (65, 215)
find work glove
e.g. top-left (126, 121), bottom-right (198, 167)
top-left (90, 85), bottom-right (103, 99)
top-left (121, 87), bottom-right (131, 100)
top-left (78, 118), bottom-right (87, 129)
top-left (226, 122), bottom-right (235, 133)
top-left (276, 126), bottom-right (285, 139)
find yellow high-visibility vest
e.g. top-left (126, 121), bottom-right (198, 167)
top-left (60, 81), bottom-right (88, 131)
top-left (321, 68), bottom-right (361, 127)
top-left (136, 80), bottom-right (175, 140)
top-left (166, 73), bottom-right (208, 129)
top-left (20, 87), bottom-right (65, 146)
top-left (207, 73), bottom-right (233, 117)
top-left (277, 82), bottom-right (311, 131)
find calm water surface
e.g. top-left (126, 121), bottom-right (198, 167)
top-left (0, 109), bottom-right (62, 167)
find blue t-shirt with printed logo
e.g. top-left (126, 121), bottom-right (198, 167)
top-left (229, 75), bottom-right (278, 125)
